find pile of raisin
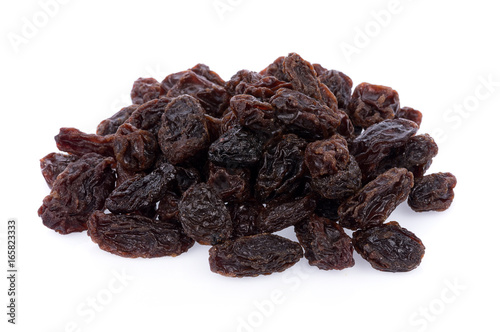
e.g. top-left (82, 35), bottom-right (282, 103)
top-left (38, 53), bottom-right (457, 277)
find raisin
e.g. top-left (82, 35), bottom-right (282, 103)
top-left (283, 52), bottom-right (324, 102)
top-left (351, 119), bottom-right (418, 182)
top-left (255, 134), bottom-right (307, 202)
top-left (236, 76), bottom-right (293, 101)
top-left (174, 166), bottom-right (201, 193)
top-left (157, 95), bottom-right (210, 165)
top-left (270, 88), bottom-right (342, 140)
top-left (258, 195), bottom-right (316, 234)
top-left (259, 56), bottom-right (288, 82)
top-left (40, 152), bottom-right (79, 189)
top-left (55, 127), bottom-right (115, 157)
top-left (190, 63), bottom-right (226, 87)
top-left (38, 153), bottom-right (115, 234)
top-left (208, 234), bottom-right (303, 277)
top-left (230, 94), bottom-right (278, 133)
top-left (226, 70), bottom-right (263, 95)
top-left (315, 67), bottom-right (353, 110)
top-left (348, 83), bottom-right (400, 129)
top-left (106, 163), bottom-right (176, 213)
top-left (228, 200), bottom-right (265, 238)
top-left (113, 123), bottom-right (158, 172)
top-left (352, 221), bottom-right (425, 272)
top-left (305, 135), bottom-right (362, 200)
top-left (131, 78), bottom-right (161, 105)
top-left (207, 164), bottom-right (251, 203)
top-left (166, 70), bottom-right (230, 117)
top-left (155, 191), bottom-right (181, 222)
top-left (178, 183), bottom-right (232, 245)
top-left (314, 198), bottom-right (340, 221)
top-left (208, 126), bottom-right (265, 169)
top-left (125, 97), bottom-right (171, 135)
top-left (338, 168), bottom-right (414, 230)
top-left (88, 211), bottom-right (194, 258)
top-left (96, 105), bottom-right (139, 136)
top-left (397, 106), bottom-right (422, 127)
top-left (408, 172), bottom-right (457, 212)
top-left (295, 215), bottom-right (355, 270)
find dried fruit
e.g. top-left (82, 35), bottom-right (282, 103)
top-left (55, 127), bottom-right (115, 157)
top-left (295, 215), bottom-right (354, 270)
top-left (338, 168), bottom-right (414, 230)
top-left (209, 234), bottom-right (303, 277)
top-left (88, 211), bottom-right (194, 258)
top-left (38, 153), bottom-right (115, 234)
top-left (96, 105), bottom-right (139, 136)
top-left (40, 152), bottom-right (79, 189)
top-left (131, 78), bottom-right (161, 105)
top-left (113, 123), bottom-right (158, 172)
top-left (408, 172), bottom-right (457, 212)
top-left (352, 221), bottom-right (425, 272)
top-left (178, 183), bottom-right (232, 245)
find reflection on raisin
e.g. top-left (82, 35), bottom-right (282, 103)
top-left (408, 172), bottom-right (457, 212)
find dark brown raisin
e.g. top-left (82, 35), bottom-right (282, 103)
top-left (40, 152), bottom-right (79, 189)
top-left (228, 200), bottom-right (265, 238)
top-left (258, 195), bottom-right (316, 234)
top-left (155, 191), bottom-right (181, 222)
top-left (55, 127), bottom-right (115, 157)
top-left (208, 234), bottom-right (303, 277)
top-left (131, 77), bottom-right (161, 105)
top-left (96, 105), bottom-right (139, 136)
top-left (157, 95), bottom-right (210, 165)
top-left (113, 123), bottom-right (158, 172)
top-left (178, 183), bottom-right (232, 245)
top-left (208, 126), bottom-right (265, 169)
top-left (207, 164), bottom-right (251, 203)
top-left (295, 215), bottom-right (355, 270)
top-left (255, 134), bottom-right (307, 202)
top-left (230, 94), bottom-right (278, 133)
top-left (38, 153), bottom-right (115, 234)
top-left (106, 163), bottom-right (176, 213)
top-left (226, 70), bottom-right (263, 95)
top-left (316, 67), bottom-right (353, 110)
top-left (351, 119), bottom-right (419, 182)
top-left (259, 56), bottom-right (289, 82)
top-left (397, 106), bottom-right (423, 127)
top-left (88, 211), bottom-right (194, 258)
top-left (408, 172), bottom-right (457, 212)
top-left (236, 76), bottom-right (293, 101)
top-left (125, 97), bottom-right (171, 135)
top-left (348, 83), bottom-right (400, 129)
top-left (338, 168), bottom-right (414, 230)
top-left (352, 221), bottom-right (425, 272)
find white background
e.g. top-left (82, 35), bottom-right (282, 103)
top-left (1, 0), bottom-right (499, 331)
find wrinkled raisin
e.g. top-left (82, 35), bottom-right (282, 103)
top-left (408, 172), bottom-right (457, 212)
top-left (40, 152), bottom-right (79, 189)
top-left (131, 77), bottom-right (161, 105)
top-left (113, 123), bottom-right (158, 172)
top-left (55, 127), bottom-right (115, 157)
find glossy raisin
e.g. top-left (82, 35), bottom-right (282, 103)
top-left (348, 83), bottom-right (400, 129)
top-left (258, 195), bottom-right (316, 234)
top-left (315, 67), bottom-right (353, 109)
top-left (352, 221), bottom-right (425, 272)
top-left (397, 106), bottom-right (423, 127)
top-left (228, 200), bottom-right (265, 238)
top-left (38, 153), bottom-right (115, 234)
top-left (408, 172), bottom-right (457, 212)
top-left (178, 183), bottom-right (232, 245)
top-left (113, 123), bottom-right (158, 172)
top-left (230, 94), bottom-right (278, 133)
top-left (207, 164), bottom-right (251, 203)
top-left (255, 134), bottom-right (307, 202)
top-left (88, 211), bottom-right (194, 258)
top-left (55, 127), bottom-right (115, 157)
top-left (209, 234), bottom-right (303, 277)
top-left (338, 168), bottom-right (414, 230)
top-left (125, 97), bottom-right (171, 135)
top-left (40, 152), bottom-right (79, 189)
top-left (295, 215), bottom-right (354, 270)
top-left (131, 77), bottom-right (161, 105)
top-left (106, 163), bottom-right (176, 213)
top-left (157, 95), bottom-right (210, 165)
top-left (96, 105), bottom-right (139, 136)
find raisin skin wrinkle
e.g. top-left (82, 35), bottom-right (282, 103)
top-left (347, 83), bottom-right (400, 129)
top-left (88, 211), bottom-right (194, 258)
top-left (230, 94), bottom-right (278, 133)
top-left (105, 163), bottom-right (176, 214)
top-left (178, 183), bottom-right (232, 245)
top-left (295, 215), bottom-right (355, 270)
top-left (397, 106), bottom-right (422, 127)
top-left (157, 94), bottom-right (210, 165)
top-left (352, 221), bottom-right (425, 272)
top-left (113, 123), bottom-right (158, 172)
top-left (338, 168), bottom-right (414, 230)
top-left (125, 97), bottom-right (172, 135)
top-left (131, 77), bottom-right (161, 105)
top-left (208, 234), bottom-right (303, 277)
top-left (38, 153), bottom-right (115, 234)
top-left (40, 152), bottom-right (79, 189)
top-left (258, 195), bottom-right (316, 234)
top-left (408, 172), bottom-right (457, 212)
top-left (207, 164), bottom-right (251, 203)
top-left (315, 66), bottom-right (353, 110)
